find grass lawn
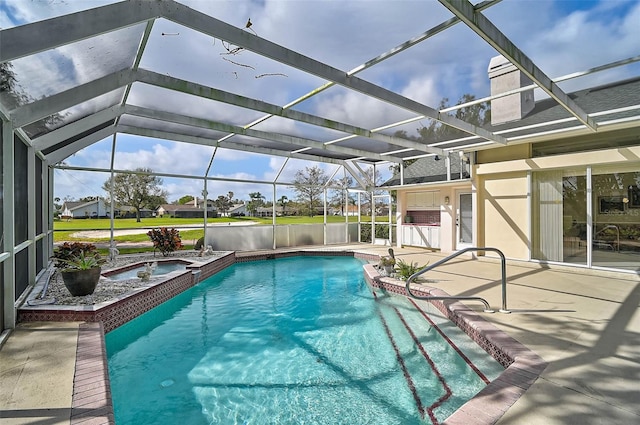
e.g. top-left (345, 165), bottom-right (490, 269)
top-left (53, 215), bottom-right (384, 243)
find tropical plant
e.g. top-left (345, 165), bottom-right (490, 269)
top-left (395, 259), bottom-right (429, 280)
top-left (59, 251), bottom-right (105, 271)
top-left (147, 227), bottom-right (183, 256)
top-left (52, 242), bottom-right (104, 269)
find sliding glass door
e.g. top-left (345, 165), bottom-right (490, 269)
top-left (532, 165), bottom-right (640, 272)
top-left (532, 169), bottom-right (587, 265)
top-left (591, 165), bottom-right (640, 270)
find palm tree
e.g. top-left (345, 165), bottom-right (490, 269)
top-left (278, 195), bottom-right (288, 216)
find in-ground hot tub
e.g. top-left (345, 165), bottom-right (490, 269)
top-left (101, 259), bottom-right (192, 281)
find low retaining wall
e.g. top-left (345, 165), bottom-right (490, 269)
top-left (18, 252), bottom-right (237, 333)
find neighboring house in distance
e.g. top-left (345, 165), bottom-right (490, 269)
top-left (60, 199), bottom-right (107, 219)
top-left (254, 206), bottom-right (286, 217)
top-left (226, 203), bottom-right (247, 217)
top-left (156, 197), bottom-right (217, 218)
top-left (114, 205), bottom-right (154, 219)
top-left (329, 205), bottom-right (359, 216)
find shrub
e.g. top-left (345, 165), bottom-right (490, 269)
top-left (147, 227), bottom-right (183, 256)
top-left (395, 258), bottom-right (429, 280)
top-left (378, 256), bottom-right (396, 267)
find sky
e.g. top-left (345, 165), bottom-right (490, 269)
top-left (2, 0), bottom-right (639, 204)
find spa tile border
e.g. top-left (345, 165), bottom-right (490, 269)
top-left (363, 263), bottom-right (548, 425)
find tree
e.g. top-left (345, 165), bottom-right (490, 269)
top-left (78, 196), bottom-right (99, 202)
top-left (215, 195), bottom-right (233, 216)
top-left (246, 192), bottom-right (265, 216)
top-left (330, 176), bottom-right (354, 216)
top-left (292, 165), bottom-right (329, 216)
top-left (390, 94), bottom-right (490, 175)
top-left (177, 195), bottom-right (194, 205)
top-left (277, 195), bottom-right (289, 216)
top-left (360, 167), bottom-right (384, 215)
top-left (102, 168), bottom-right (168, 222)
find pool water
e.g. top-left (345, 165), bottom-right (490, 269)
top-left (102, 261), bottom-right (188, 281)
top-left (106, 256), bottom-right (503, 424)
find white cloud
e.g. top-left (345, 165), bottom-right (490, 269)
top-left (400, 76), bottom-right (441, 108)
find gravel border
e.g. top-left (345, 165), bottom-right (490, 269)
top-left (30, 251), bottom-right (223, 306)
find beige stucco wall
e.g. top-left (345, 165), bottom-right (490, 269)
top-left (477, 143), bottom-right (531, 164)
top-left (478, 172), bottom-right (530, 260)
top-left (476, 146), bottom-right (640, 175)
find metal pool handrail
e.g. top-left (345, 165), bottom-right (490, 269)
top-left (405, 247), bottom-right (510, 314)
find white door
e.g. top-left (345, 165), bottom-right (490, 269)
top-left (457, 192), bottom-right (473, 249)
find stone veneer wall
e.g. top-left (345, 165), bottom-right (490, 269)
top-left (362, 263), bottom-right (548, 425)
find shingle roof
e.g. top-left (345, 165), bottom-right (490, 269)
top-left (383, 76), bottom-right (640, 187)
top-left (486, 76), bottom-right (640, 138)
top-left (383, 152), bottom-right (469, 186)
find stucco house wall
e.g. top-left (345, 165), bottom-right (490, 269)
top-left (476, 172), bottom-right (530, 260)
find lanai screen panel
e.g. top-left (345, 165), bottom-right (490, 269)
top-left (138, 18), bottom-right (331, 106)
top-left (126, 83), bottom-right (267, 127)
top-left (0, 23), bottom-right (145, 111)
top-left (1, 0), bottom-right (639, 171)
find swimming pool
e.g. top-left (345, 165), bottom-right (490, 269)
top-left (106, 256), bottom-right (503, 424)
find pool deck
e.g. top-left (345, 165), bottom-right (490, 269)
top-left (1, 244), bottom-right (639, 424)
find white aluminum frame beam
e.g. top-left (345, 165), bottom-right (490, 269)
top-left (0, 1), bottom-right (162, 62)
top-left (124, 105), bottom-right (401, 163)
top-left (33, 105), bottom-right (124, 152)
top-left (117, 125), bottom-right (350, 167)
top-left (10, 69), bottom-right (136, 128)
top-left (163, 1), bottom-right (507, 145)
top-left (219, 0), bottom-right (502, 151)
top-left (46, 125), bottom-right (116, 164)
top-left (136, 69), bottom-right (441, 155)
top-left (341, 161), bottom-right (370, 190)
top-left (438, 0), bottom-right (597, 131)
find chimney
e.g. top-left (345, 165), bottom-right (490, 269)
top-left (488, 55), bottom-right (535, 126)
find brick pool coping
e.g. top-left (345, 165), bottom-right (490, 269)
top-left (18, 250), bottom-right (546, 425)
top-left (363, 263), bottom-right (548, 425)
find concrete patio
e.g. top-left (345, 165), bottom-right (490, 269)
top-left (1, 244), bottom-right (639, 424)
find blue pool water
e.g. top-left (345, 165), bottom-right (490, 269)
top-left (103, 261), bottom-right (187, 281)
top-left (106, 256), bottom-right (503, 424)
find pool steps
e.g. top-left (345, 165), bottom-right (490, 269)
top-left (364, 262), bottom-right (547, 425)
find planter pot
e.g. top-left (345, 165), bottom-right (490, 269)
top-left (61, 267), bottom-right (101, 296)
